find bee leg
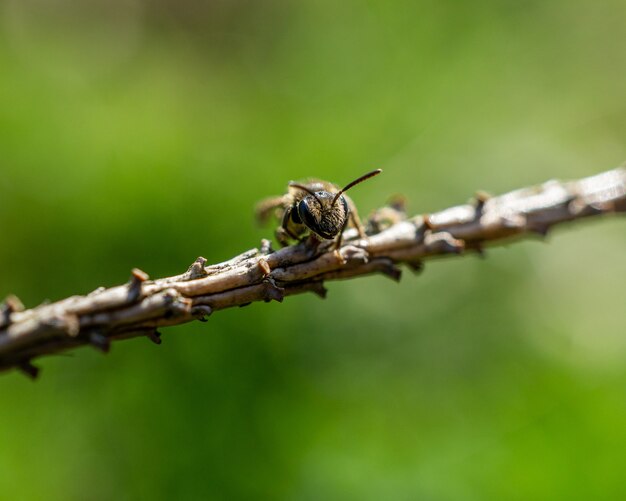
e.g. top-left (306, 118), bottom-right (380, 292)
top-left (345, 198), bottom-right (368, 239)
top-left (276, 206), bottom-right (301, 247)
top-left (275, 228), bottom-right (291, 247)
top-left (334, 216), bottom-right (350, 250)
top-left (256, 196), bottom-right (286, 225)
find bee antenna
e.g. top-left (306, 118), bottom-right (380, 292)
top-left (289, 182), bottom-right (322, 204)
top-left (332, 169), bottom-right (382, 206)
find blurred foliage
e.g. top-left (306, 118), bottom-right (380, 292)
top-left (1, 0), bottom-right (625, 499)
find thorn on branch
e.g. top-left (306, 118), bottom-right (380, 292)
top-left (380, 262), bottom-right (402, 282)
top-left (128, 268), bottom-right (149, 302)
top-left (260, 239), bottom-right (274, 254)
top-left (18, 360), bottom-right (40, 379)
top-left (1, 294), bottom-right (25, 328)
top-left (311, 281), bottom-right (328, 299)
top-left (89, 331), bottom-right (111, 353)
top-left (474, 190), bottom-right (492, 213)
top-left (258, 257), bottom-right (271, 277)
top-left (406, 260), bottom-right (424, 274)
top-left (185, 257), bottom-right (208, 280)
top-left (146, 330), bottom-right (162, 345)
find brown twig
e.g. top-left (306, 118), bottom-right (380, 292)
top-left (1, 167), bottom-right (624, 378)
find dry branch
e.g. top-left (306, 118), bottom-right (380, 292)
top-left (1, 167), bottom-right (625, 378)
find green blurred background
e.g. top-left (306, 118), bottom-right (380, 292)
top-left (1, 1), bottom-right (625, 499)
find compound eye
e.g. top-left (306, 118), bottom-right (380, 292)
top-left (298, 198), bottom-right (320, 232)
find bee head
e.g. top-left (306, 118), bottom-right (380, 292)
top-left (296, 192), bottom-right (348, 240)
top-left (289, 168), bottom-right (382, 241)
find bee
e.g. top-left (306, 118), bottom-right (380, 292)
top-left (256, 169), bottom-right (382, 249)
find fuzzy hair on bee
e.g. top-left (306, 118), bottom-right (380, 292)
top-left (256, 169), bottom-right (382, 249)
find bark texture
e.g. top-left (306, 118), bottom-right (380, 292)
top-left (1, 168), bottom-right (624, 378)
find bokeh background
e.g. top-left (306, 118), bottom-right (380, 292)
top-left (1, 1), bottom-right (625, 499)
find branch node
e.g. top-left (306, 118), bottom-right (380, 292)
top-left (501, 214), bottom-right (527, 229)
top-left (263, 278), bottom-right (285, 302)
top-left (88, 286), bottom-right (106, 297)
top-left (4, 294), bottom-right (25, 312)
top-left (473, 190), bottom-right (492, 213)
top-left (63, 314), bottom-right (81, 337)
top-left (41, 314), bottom-right (80, 336)
top-left (132, 267), bottom-right (149, 282)
top-left (165, 297), bottom-right (193, 319)
top-left (185, 257), bottom-right (209, 280)
top-left (258, 257), bottom-right (271, 277)
top-left (425, 232), bottom-right (465, 254)
top-left (339, 245), bottom-right (369, 264)
top-left (128, 268), bottom-right (149, 302)
top-left (191, 305), bottom-right (213, 322)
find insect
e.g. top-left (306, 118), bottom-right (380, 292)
top-left (256, 169), bottom-right (382, 249)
